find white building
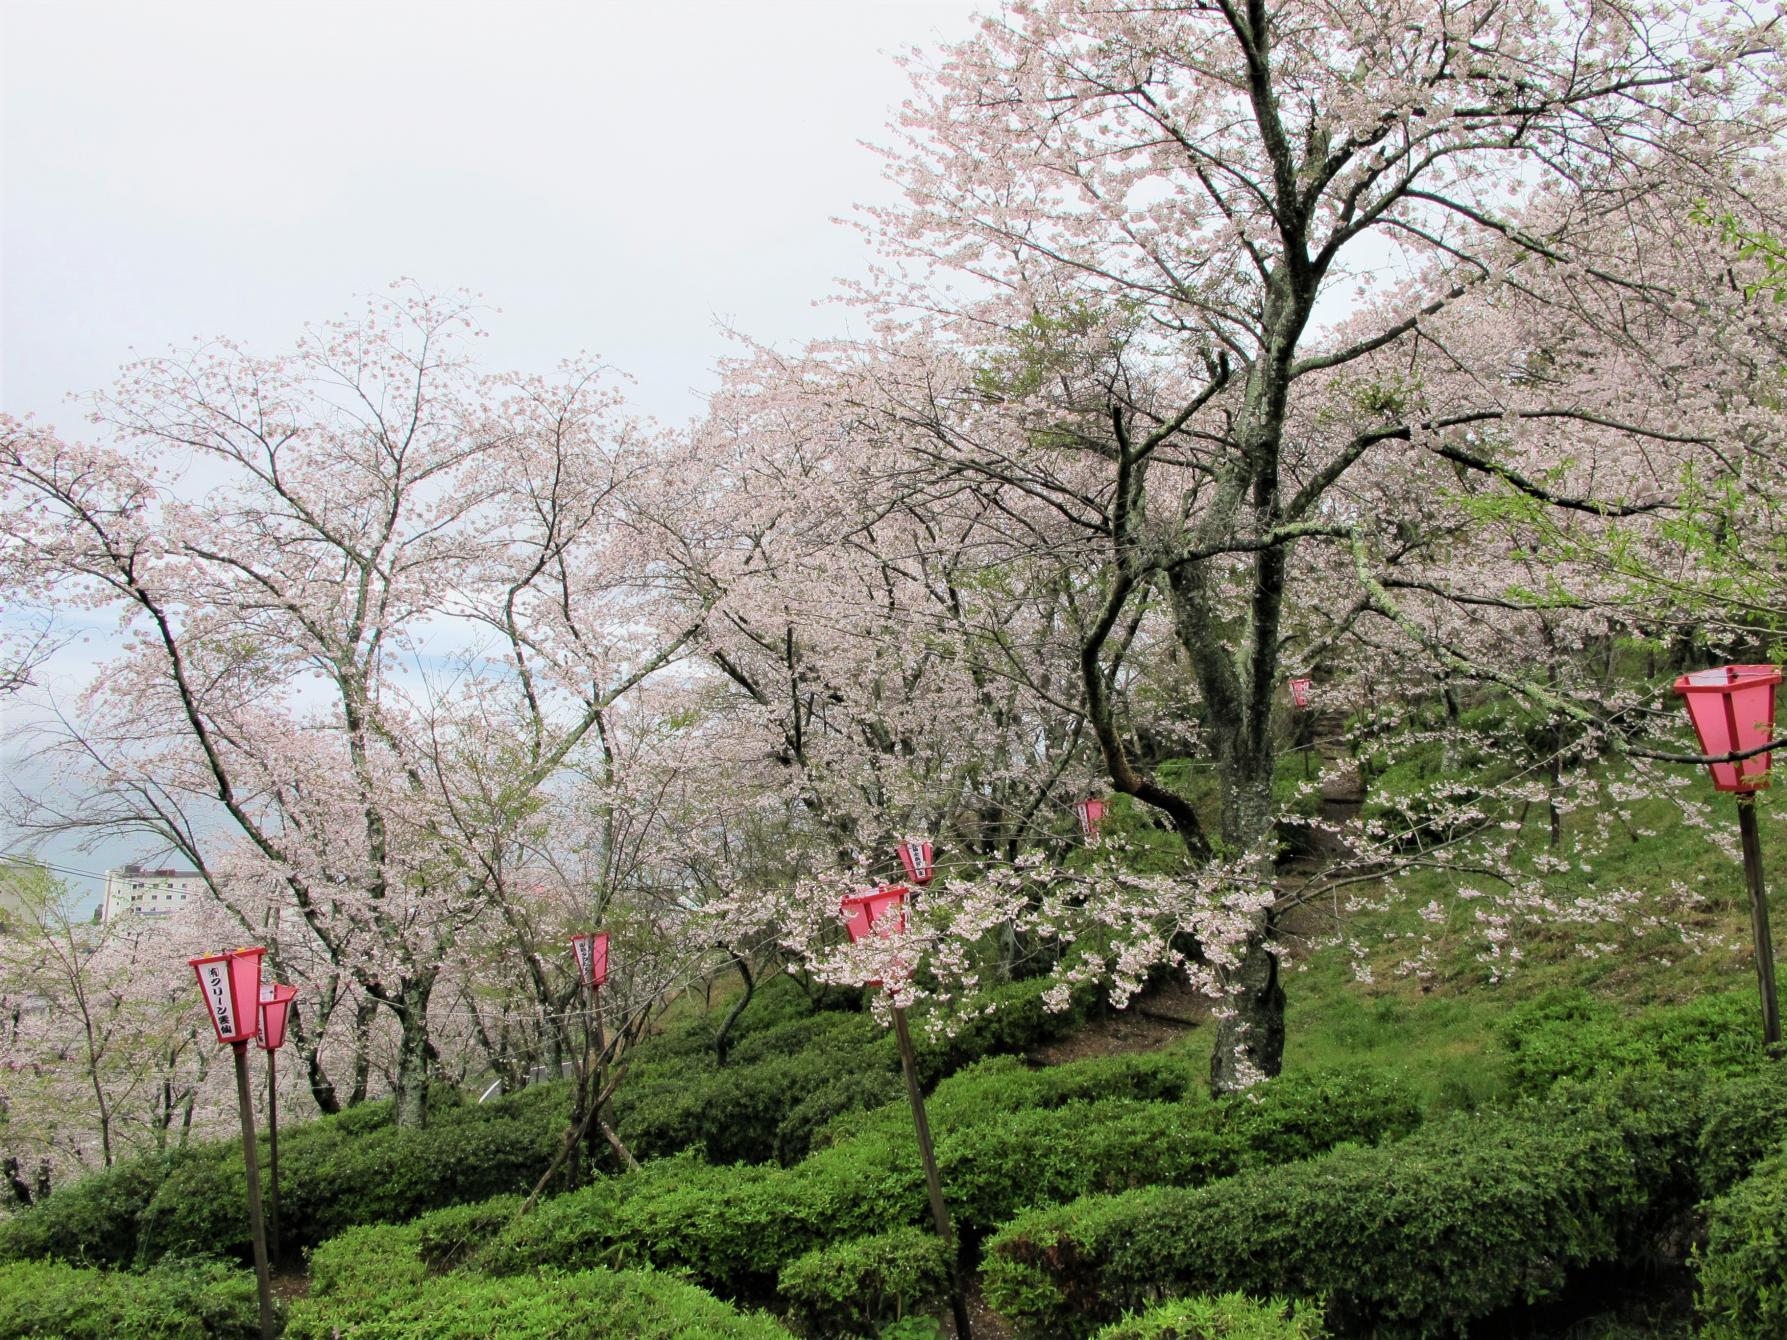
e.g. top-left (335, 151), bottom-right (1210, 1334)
top-left (100, 864), bottom-right (206, 922)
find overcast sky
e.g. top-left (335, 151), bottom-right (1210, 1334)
top-left (2, 0), bottom-right (983, 431)
top-left (1, 0), bottom-right (985, 898)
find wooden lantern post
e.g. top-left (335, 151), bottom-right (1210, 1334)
top-left (570, 931), bottom-right (611, 1168)
top-left (1676, 665), bottom-right (1783, 1050)
top-left (256, 982), bottom-right (298, 1265)
top-left (1289, 677), bottom-right (1314, 776)
top-left (189, 947), bottom-right (275, 1340)
top-left (841, 883), bottom-right (971, 1340)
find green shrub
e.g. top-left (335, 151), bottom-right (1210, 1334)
top-left (1696, 1144), bottom-right (1787, 1340)
top-left (472, 1141), bottom-right (917, 1294)
top-left (135, 1087), bottom-right (560, 1264)
top-left (1500, 990), bottom-right (1762, 1095)
top-left (0, 1257), bottom-right (260, 1339)
top-left (0, 1153), bottom-right (176, 1268)
top-left (1090, 1294), bottom-right (1325, 1340)
top-left (774, 1069), bottom-right (904, 1164)
top-left (303, 1222), bottom-right (427, 1307)
top-left (288, 1265), bottom-right (798, 1339)
top-left (614, 977), bottom-right (1101, 1168)
top-left (1696, 1064), bottom-right (1787, 1198)
top-left (291, 1217), bottom-right (794, 1340)
top-left (413, 1194), bottom-right (525, 1271)
top-left (983, 1078), bottom-right (1697, 1338)
top-left (616, 1031), bottom-right (886, 1166)
top-left (327, 1098), bottom-right (396, 1136)
top-left (776, 1228), bottom-right (954, 1337)
top-left (901, 976), bottom-right (1097, 1087)
top-left (0, 1083), bottom-right (564, 1271)
top-left (938, 1066), bottom-right (1419, 1237)
top-left (814, 1048), bottom-right (1206, 1151)
top-left (1220, 1066), bottom-right (1422, 1166)
top-left (473, 1067), bottom-right (1417, 1298)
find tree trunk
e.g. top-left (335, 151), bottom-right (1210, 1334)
top-left (390, 980), bottom-right (435, 1128)
top-left (1209, 911), bottom-right (1286, 1091)
top-left (712, 952), bottom-right (756, 1066)
top-left (348, 996), bottom-right (379, 1106)
top-left (1209, 764), bottom-right (1286, 1093)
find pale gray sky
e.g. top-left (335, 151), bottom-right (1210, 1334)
top-left (2, 0), bottom-right (983, 431)
top-left (1, 0), bottom-right (985, 900)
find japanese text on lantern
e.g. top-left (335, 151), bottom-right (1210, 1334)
top-left (199, 960), bottom-right (235, 1039)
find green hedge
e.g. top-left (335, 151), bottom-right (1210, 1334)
top-left (773, 1070), bottom-right (905, 1164)
top-left (1089, 1294), bottom-right (1325, 1340)
top-left (614, 1010), bottom-right (886, 1166)
top-left (0, 1083), bottom-right (564, 1270)
top-left (1695, 1063), bottom-right (1787, 1198)
top-left (1500, 989), bottom-right (1762, 1095)
top-left (471, 1066), bottom-right (1417, 1298)
top-left (613, 976), bottom-right (1101, 1168)
top-left (899, 976), bottom-right (1098, 1087)
top-left (776, 1228), bottom-right (953, 1337)
top-left (286, 1221), bottom-right (791, 1340)
top-left (0, 1153), bottom-right (177, 1268)
top-left (938, 1067), bottom-right (1418, 1237)
top-left (814, 1048), bottom-right (1205, 1151)
top-left (0, 1258), bottom-right (261, 1339)
top-left (982, 1073), bottom-right (1698, 1338)
top-left (1696, 1144), bottom-right (1787, 1340)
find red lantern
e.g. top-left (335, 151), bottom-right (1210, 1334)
top-left (896, 840), bottom-right (935, 885)
top-left (840, 885), bottom-right (909, 944)
top-left (189, 946), bottom-right (266, 1046)
top-left (1075, 797), bottom-right (1106, 839)
top-left (841, 884), bottom-right (910, 987)
top-left (256, 984), bottom-right (297, 1052)
top-left (1289, 677), bottom-right (1312, 710)
top-left (1674, 665), bottom-right (1781, 793)
top-left (571, 931), bottom-right (610, 989)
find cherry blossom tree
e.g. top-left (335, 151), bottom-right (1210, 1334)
top-left (0, 290), bottom-right (712, 1125)
top-left (785, 0), bottom-right (1787, 1088)
top-left (0, 867), bottom-right (237, 1195)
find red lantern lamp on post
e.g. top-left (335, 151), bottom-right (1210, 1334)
top-left (895, 839), bottom-right (935, 886)
top-left (568, 931), bottom-right (613, 1175)
top-left (1676, 665), bottom-right (1783, 1049)
top-left (838, 885), bottom-right (971, 1340)
top-left (189, 947), bottom-right (275, 1340)
top-left (1288, 678), bottom-right (1315, 775)
top-left (1075, 797), bottom-right (1106, 841)
top-left (256, 983), bottom-right (297, 1266)
top-left (571, 931), bottom-right (610, 991)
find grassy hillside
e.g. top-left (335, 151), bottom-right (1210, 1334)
top-left (3, 761), bottom-right (1784, 1339)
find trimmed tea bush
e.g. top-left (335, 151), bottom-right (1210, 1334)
top-left (288, 1219), bottom-right (792, 1340)
top-left (413, 1194), bottom-right (526, 1271)
top-left (815, 1048), bottom-right (1206, 1151)
top-left (1695, 1144), bottom-right (1787, 1340)
top-left (777, 1228), bottom-right (953, 1337)
top-left (0, 1257), bottom-right (260, 1340)
top-left (774, 1070), bottom-right (905, 1164)
top-left (1500, 989), bottom-right (1760, 1095)
top-left (0, 1082), bottom-right (564, 1270)
top-left (615, 1014), bottom-right (886, 1165)
top-left (472, 1066), bottom-right (1419, 1296)
top-left (0, 1153), bottom-right (177, 1268)
top-left (939, 1066), bottom-right (1417, 1236)
top-left (616, 976), bottom-right (1105, 1167)
top-left (136, 1086), bottom-right (560, 1264)
top-left (983, 1075), bottom-right (1696, 1338)
top-left (1695, 1063), bottom-right (1787, 1198)
top-left (1090, 1294), bottom-right (1326, 1340)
